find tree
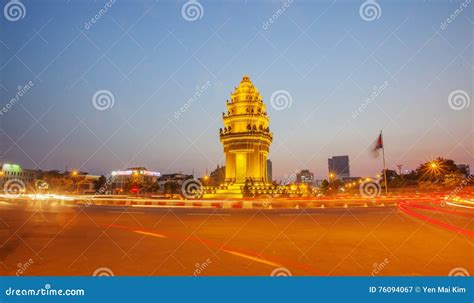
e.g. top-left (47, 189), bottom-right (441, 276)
top-left (94, 175), bottom-right (107, 192)
top-left (147, 181), bottom-right (160, 193)
top-left (330, 179), bottom-right (344, 192)
top-left (416, 157), bottom-right (463, 182)
top-left (163, 181), bottom-right (180, 195)
top-left (383, 169), bottom-right (406, 188)
top-left (319, 179), bottom-right (329, 193)
top-left (141, 178), bottom-right (159, 194)
top-left (40, 170), bottom-right (75, 193)
top-left (320, 179), bottom-right (343, 195)
top-left (443, 172), bottom-right (464, 188)
top-left (403, 170), bottom-right (419, 186)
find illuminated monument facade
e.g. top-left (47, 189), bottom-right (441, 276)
top-left (204, 75), bottom-right (273, 198)
top-left (220, 75), bottom-right (273, 184)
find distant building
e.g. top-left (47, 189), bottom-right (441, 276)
top-left (457, 164), bottom-right (470, 176)
top-left (110, 167), bottom-right (160, 194)
top-left (328, 156), bottom-right (350, 179)
top-left (0, 163), bottom-right (38, 192)
top-left (313, 179), bottom-right (324, 187)
top-left (266, 159), bottom-right (273, 182)
top-left (296, 169), bottom-right (314, 185)
top-left (77, 174), bottom-right (101, 195)
top-left (157, 173), bottom-right (193, 187)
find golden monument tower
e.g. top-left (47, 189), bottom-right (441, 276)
top-left (202, 75), bottom-right (274, 198)
top-left (220, 75), bottom-right (273, 183)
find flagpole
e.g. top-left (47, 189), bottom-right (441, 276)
top-left (381, 130), bottom-right (388, 195)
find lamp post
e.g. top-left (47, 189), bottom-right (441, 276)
top-left (72, 170), bottom-right (79, 195)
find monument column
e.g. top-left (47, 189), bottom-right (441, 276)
top-left (225, 153), bottom-right (235, 183)
top-left (235, 152), bottom-right (247, 183)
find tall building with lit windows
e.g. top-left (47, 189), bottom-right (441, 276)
top-left (296, 169), bottom-right (314, 185)
top-left (328, 156), bottom-right (350, 179)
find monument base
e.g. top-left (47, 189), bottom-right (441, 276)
top-left (203, 184), bottom-right (244, 199)
top-left (202, 183), bottom-right (278, 199)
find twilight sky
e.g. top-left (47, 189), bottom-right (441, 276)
top-left (0, 0), bottom-right (472, 181)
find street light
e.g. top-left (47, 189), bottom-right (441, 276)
top-left (424, 160), bottom-right (444, 182)
top-left (71, 170), bottom-right (79, 194)
top-left (428, 161), bottom-right (441, 174)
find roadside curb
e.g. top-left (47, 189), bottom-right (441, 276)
top-left (74, 199), bottom-right (397, 210)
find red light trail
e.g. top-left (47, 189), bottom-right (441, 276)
top-left (398, 202), bottom-right (474, 238)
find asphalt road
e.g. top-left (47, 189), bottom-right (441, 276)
top-left (0, 198), bottom-right (472, 276)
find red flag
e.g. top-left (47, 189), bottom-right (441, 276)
top-left (371, 132), bottom-right (383, 157)
top-left (374, 133), bottom-right (383, 150)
